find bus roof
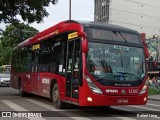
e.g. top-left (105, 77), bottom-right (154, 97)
top-left (14, 20), bottom-right (140, 50)
top-left (78, 20), bottom-right (139, 35)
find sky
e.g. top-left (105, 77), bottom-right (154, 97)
top-left (0, 0), bottom-right (94, 32)
top-left (31, 0), bottom-right (94, 31)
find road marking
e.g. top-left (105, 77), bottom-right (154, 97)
top-left (26, 99), bottom-right (70, 111)
top-left (112, 106), bottom-right (160, 120)
top-left (26, 99), bottom-right (92, 120)
top-left (111, 107), bottom-right (137, 120)
top-left (26, 99), bottom-right (139, 120)
top-left (1, 100), bottom-right (46, 120)
top-left (147, 103), bottom-right (160, 107)
top-left (1, 100), bottom-right (28, 111)
top-left (128, 105), bottom-right (160, 120)
top-left (111, 106), bottom-right (133, 111)
top-left (115, 117), bottom-right (137, 120)
top-left (128, 105), bottom-right (160, 111)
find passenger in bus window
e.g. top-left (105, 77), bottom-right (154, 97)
top-left (149, 56), bottom-right (153, 61)
top-left (107, 65), bottom-right (112, 73)
top-left (134, 63), bottom-right (142, 74)
top-left (105, 65), bottom-right (114, 80)
top-left (151, 76), bottom-right (157, 89)
top-left (153, 59), bottom-right (157, 67)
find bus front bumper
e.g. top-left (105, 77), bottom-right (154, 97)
top-left (79, 93), bottom-right (148, 106)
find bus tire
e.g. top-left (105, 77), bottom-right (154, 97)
top-left (19, 81), bottom-right (26, 97)
top-left (52, 83), bottom-right (65, 109)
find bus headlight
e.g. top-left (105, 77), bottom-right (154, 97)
top-left (85, 75), bottom-right (103, 94)
top-left (139, 80), bottom-right (148, 94)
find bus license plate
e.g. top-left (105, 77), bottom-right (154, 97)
top-left (117, 99), bottom-right (128, 103)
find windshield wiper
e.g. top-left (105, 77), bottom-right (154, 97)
top-left (117, 71), bottom-right (143, 82)
top-left (118, 32), bottom-right (127, 43)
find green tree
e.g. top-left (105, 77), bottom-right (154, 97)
top-left (0, 0), bottom-right (58, 23)
top-left (0, 23), bottom-right (38, 65)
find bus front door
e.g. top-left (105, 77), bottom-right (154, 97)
top-left (66, 38), bottom-right (82, 100)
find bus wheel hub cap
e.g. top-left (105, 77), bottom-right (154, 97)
top-left (53, 89), bottom-right (59, 103)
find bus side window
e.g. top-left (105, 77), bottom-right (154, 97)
top-left (38, 54), bottom-right (51, 72)
top-left (32, 50), bottom-right (39, 72)
top-left (11, 51), bottom-right (17, 72)
top-left (21, 47), bottom-right (32, 72)
top-left (17, 50), bottom-right (21, 72)
top-left (38, 40), bottom-right (52, 72)
top-left (50, 42), bottom-right (61, 73)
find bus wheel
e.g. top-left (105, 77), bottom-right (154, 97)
top-left (19, 81), bottom-right (26, 97)
top-left (52, 83), bottom-right (64, 109)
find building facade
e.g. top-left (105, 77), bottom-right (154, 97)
top-left (94, 0), bottom-right (110, 22)
top-left (94, 0), bottom-right (160, 39)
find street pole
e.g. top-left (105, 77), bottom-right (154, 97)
top-left (69, 0), bottom-right (71, 20)
top-left (157, 37), bottom-right (160, 63)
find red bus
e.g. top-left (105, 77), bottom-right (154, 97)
top-left (11, 20), bottom-right (148, 108)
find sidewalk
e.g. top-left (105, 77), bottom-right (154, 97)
top-left (148, 95), bottom-right (160, 101)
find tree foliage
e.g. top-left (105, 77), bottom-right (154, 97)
top-left (0, 0), bottom-right (58, 23)
top-left (0, 23), bottom-right (39, 65)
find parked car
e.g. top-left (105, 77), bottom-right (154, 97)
top-left (0, 65), bottom-right (11, 74)
top-left (0, 74), bottom-right (10, 87)
top-left (157, 77), bottom-right (160, 83)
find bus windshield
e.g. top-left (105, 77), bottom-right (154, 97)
top-left (87, 42), bottom-right (146, 86)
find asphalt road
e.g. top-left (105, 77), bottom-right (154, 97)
top-left (0, 87), bottom-right (160, 120)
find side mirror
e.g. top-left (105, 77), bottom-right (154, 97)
top-left (78, 32), bottom-right (88, 53)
